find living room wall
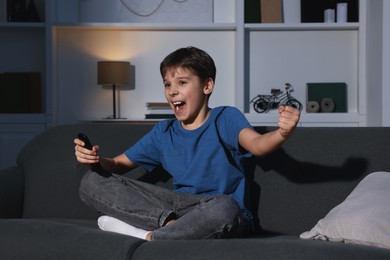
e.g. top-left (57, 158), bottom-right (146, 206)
top-left (56, 29), bottom-right (235, 123)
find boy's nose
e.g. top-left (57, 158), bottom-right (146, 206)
top-left (168, 86), bottom-right (178, 96)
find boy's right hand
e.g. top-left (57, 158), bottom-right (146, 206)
top-left (74, 138), bottom-right (100, 165)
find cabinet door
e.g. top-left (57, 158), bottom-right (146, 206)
top-left (0, 124), bottom-right (45, 168)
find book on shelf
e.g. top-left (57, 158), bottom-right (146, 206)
top-left (145, 102), bottom-right (174, 119)
top-left (145, 102), bottom-right (171, 109)
top-left (6, 0), bottom-right (40, 22)
top-left (260, 0), bottom-right (282, 23)
top-left (0, 0), bottom-right (5, 21)
top-left (245, 0), bottom-right (260, 23)
top-left (7, 0), bottom-right (25, 22)
top-left (145, 109), bottom-right (174, 115)
top-left (25, 0), bottom-right (40, 22)
top-left (145, 114), bottom-right (176, 119)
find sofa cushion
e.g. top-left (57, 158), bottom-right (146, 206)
top-left (132, 235), bottom-right (390, 260)
top-left (300, 171), bottom-right (390, 249)
top-left (0, 218), bottom-right (145, 260)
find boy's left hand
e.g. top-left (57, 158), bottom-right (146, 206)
top-left (278, 106), bottom-right (301, 139)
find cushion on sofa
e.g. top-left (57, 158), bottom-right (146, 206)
top-left (0, 218), bottom-right (145, 260)
top-left (300, 171), bottom-right (390, 249)
top-left (132, 235), bottom-right (390, 260)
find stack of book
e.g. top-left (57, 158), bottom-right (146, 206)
top-left (145, 102), bottom-right (175, 119)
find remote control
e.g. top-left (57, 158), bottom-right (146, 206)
top-left (77, 133), bottom-right (104, 173)
top-left (77, 133), bottom-right (93, 150)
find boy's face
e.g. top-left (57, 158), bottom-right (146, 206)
top-left (163, 67), bottom-right (213, 128)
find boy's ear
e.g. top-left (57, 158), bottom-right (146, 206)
top-left (203, 78), bottom-right (214, 95)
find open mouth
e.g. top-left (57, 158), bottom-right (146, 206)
top-left (173, 101), bottom-right (185, 111)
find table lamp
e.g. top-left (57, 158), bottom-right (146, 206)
top-left (97, 61), bottom-right (130, 119)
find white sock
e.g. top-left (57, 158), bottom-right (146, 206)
top-left (97, 215), bottom-right (150, 240)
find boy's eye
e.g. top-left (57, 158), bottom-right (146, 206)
top-left (179, 81), bottom-right (187, 85)
top-left (164, 82), bottom-right (171, 88)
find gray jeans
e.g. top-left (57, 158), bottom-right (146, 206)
top-left (79, 171), bottom-right (251, 240)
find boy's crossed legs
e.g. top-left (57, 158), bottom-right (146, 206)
top-left (79, 171), bottom-right (250, 240)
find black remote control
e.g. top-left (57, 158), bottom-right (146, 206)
top-left (77, 133), bottom-right (93, 150)
top-left (77, 133), bottom-right (104, 173)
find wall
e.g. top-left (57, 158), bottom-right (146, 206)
top-left (382, 0), bottom-right (390, 126)
top-left (56, 29), bottom-right (235, 123)
top-left (79, 0), bottom-right (213, 23)
top-left (365, 0), bottom-right (383, 126)
top-left (365, 0), bottom-right (390, 126)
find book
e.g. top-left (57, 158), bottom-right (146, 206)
top-left (25, 0), bottom-right (40, 22)
top-left (145, 114), bottom-right (176, 119)
top-left (145, 102), bottom-right (171, 109)
top-left (0, 0), bottom-right (5, 21)
top-left (245, 0), bottom-right (260, 23)
top-left (145, 109), bottom-right (174, 115)
top-left (7, 0), bottom-right (26, 22)
top-left (260, 0), bottom-right (282, 23)
top-left (145, 102), bottom-right (174, 119)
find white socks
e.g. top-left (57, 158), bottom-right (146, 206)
top-left (97, 215), bottom-right (150, 240)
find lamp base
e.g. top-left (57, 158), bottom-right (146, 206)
top-left (103, 115), bottom-right (127, 120)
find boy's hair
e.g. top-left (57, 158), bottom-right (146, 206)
top-left (160, 46), bottom-right (216, 84)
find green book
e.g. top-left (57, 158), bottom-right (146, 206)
top-left (245, 0), bottom-right (260, 23)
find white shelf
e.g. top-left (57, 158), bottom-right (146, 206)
top-left (0, 22), bottom-right (45, 29)
top-left (0, 114), bottom-right (47, 124)
top-left (244, 23), bottom-right (359, 31)
top-left (54, 22), bottom-right (237, 31)
top-left (245, 112), bottom-right (360, 127)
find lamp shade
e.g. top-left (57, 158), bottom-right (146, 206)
top-left (97, 61), bottom-right (130, 85)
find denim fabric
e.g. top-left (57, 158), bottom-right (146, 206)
top-left (79, 171), bottom-right (251, 240)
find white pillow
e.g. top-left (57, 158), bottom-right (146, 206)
top-left (300, 171), bottom-right (390, 249)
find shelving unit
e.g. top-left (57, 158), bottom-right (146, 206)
top-left (0, 0), bottom-right (50, 168)
top-left (235, 0), bottom-right (366, 126)
top-left (49, 0), bottom-right (371, 127)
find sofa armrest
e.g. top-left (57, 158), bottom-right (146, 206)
top-left (0, 166), bottom-right (24, 218)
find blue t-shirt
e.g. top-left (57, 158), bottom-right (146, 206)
top-left (125, 106), bottom-right (253, 221)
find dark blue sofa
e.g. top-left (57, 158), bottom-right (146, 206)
top-left (1, 123), bottom-right (390, 259)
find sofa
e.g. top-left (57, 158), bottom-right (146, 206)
top-left (1, 123), bottom-right (390, 260)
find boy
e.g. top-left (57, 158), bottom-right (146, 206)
top-left (74, 46), bottom-right (300, 240)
